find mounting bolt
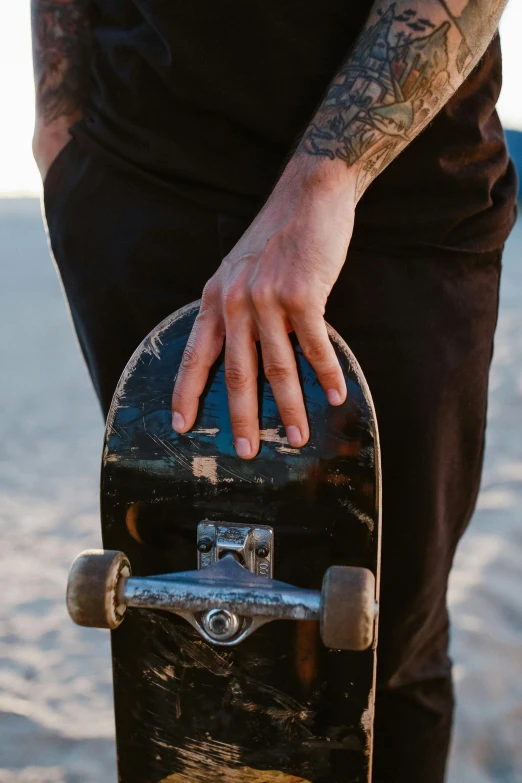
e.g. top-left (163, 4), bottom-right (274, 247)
top-left (201, 608), bottom-right (240, 641)
top-left (198, 537), bottom-right (213, 554)
top-left (256, 543), bottom-right (269, 559)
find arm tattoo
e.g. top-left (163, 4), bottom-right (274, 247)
top-left (31, 0), bottom-right (91, 125)
top-left (300, 0), bottom-right (507, 199)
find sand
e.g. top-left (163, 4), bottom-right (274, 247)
top-left (0, 198), bottom-right (520, 782)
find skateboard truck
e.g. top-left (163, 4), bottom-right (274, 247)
top-left (67, 522), bottom-right (377, 651)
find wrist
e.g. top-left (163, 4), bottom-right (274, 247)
top-left (32, 116), bottom-right (77, 180)
top-left (277, 150), bottom-right (359, 206)
top-left (33, 112), bottom-right (79, 152)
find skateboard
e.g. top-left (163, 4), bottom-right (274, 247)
top-left (67, 301), bottom-right (381, 783)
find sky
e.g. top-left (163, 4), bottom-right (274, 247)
top-left (0, 0), bottom-right (521, 196)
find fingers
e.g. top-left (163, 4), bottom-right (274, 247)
top-left (172, 283), bottom-right (345, 459)
top-left (224, 315), bottom-right (260, 460)
top-left (257, 314), bottom-right (310, 448)
top-left (291, 312), bottom-right (346, 407)
top-left (171, 310), bottom-right (224, 433)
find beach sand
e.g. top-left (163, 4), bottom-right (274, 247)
top-left (0, 198), bottom-right (520, 782)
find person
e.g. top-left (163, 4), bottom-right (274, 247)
top-left (31, 1), bottom-right (516, 780)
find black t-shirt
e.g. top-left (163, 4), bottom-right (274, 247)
top-left (73, 0), bottom-right (517, 252)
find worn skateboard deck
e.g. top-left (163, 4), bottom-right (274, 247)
top-left (101, 301), bottom-right (381, 783)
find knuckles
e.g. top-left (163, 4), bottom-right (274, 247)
top-left (278, 288), bottom-right (312, 316)
top-left (216, 261), bottom-right (321, 322)
top-left (250, 281), bottom-right (274, 311)
top-left (180, 345), bottom-right (200, 370)
top-left (223, 283), bottom-right (248, 317)
top-left (301, 341), bottom-right (329, 366)
top-left (228, 413), bottom-right (252, 430)
top-left (317, 368), bottom-right (341, 385)
top-left (277, 405), bottom-right (301, 421)
top-left (201, 277), bottom-right (219, 305)
top-left (250, 279), bottom-right (315, 318)
top-left (263, 362), bottom-right (292, 384)
top-left (224, 365), bottom-right (252, 392)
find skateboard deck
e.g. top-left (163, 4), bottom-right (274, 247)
top-left (67, 301), bottom-right (381, 783)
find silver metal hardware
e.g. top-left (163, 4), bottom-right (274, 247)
top-left (119, 520), bottom-right (323, 646)
top-left (201, 608), bottom-right (241, 640)
top-left (195, 521), bottom-right (274, 641)
top-left (69, 536), bottom-right (377, 650)
top-left (197, 521), bottom-right (273, 578)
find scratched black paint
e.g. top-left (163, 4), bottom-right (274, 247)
top-left (102, 303), bottom-right (381, 783)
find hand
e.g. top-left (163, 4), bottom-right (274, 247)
top-left (33, 116), bottom-right (77, 182)
top-left (172, 157), bottom-right (357, 459)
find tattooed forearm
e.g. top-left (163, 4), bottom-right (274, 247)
top-left (300, 0), bottom-right (507, 199)
top-left (31, 0), bottom-right (91, 126)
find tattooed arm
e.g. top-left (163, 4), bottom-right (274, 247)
top-left (31, 0), bottom-right (91, 179)
top-left (174, 0), bottom-right (506, 456)
top-left (300, 0), bottom-right (508, 199)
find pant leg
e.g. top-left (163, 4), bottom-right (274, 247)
top-left (326, 246), bottom-right (502, 783)
top-left (43, 139), bottom-right (223, 416)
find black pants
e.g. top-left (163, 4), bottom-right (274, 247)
top-left (44, 138), bottom-right (503, 782)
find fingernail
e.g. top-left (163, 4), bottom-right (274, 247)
top-left (286, 425), bottom-right (302, 447)
top-left (327, 388), bottom-right (342, 405)
top-left (235, 437), bottom-right (251, 458)
top-left (172, 411), bottom-right (185, 432)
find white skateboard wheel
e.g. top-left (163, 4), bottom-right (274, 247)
top-left (66, 549), bottom-right (131, 629)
